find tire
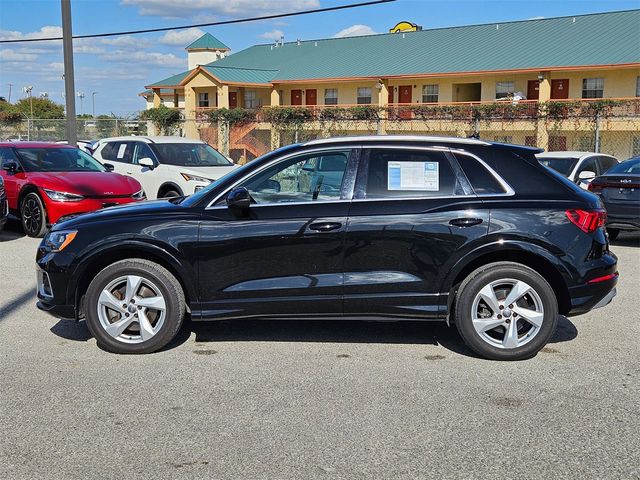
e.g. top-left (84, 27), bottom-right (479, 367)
top-left (454, 262), bottom-right (558, 361)
top-left (21, 192), bottom-right (48, 238)
top-left (607, 228), bottom-right (620, 241)
top-left (84, 259), bottom-right (186, 354)
top-left (160, 189), bottom-right (180, 199)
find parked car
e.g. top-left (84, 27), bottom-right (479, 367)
top-left (536, 151), bottom-right (619, 189)
top-left (0, 142), bottom-right (145, 237)
top-left (588, 156), bottom-right (640, 240)
top-left (92, 136), bottom-right (237, 199)
top-left (0, 176), bottom-right (7, 232)
top-left (55, 140), bottom-right (96, 154)
top-left (36, 136), bottom-right (618, 360)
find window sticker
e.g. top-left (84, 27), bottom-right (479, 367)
top-left (117, 144), bottom-right (127, 159)
top-left (388, 161), bottom-right (439, 191)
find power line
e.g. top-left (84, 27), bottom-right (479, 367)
top-left (0, 0), bottom-right (396, 44)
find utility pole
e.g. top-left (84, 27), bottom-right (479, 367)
top-left (92, 91), bottom-right (98, 117)
top-left (61, 0), bottom-right (77, 147)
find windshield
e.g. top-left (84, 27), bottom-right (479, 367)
top-left (153, 143), bottom-right (232, 167)
top-left (605, 157), bottom-right (640, 174)
top-left (15, 148), bottom-right (106, 173)
top-left (538, 157), bottom-right (578, 176)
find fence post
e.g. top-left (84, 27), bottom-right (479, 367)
top-left (27, 118), bottom-right (31, 141)
top-left (594, 112), bottom-right (601, 153)
top-left (270, 124), bottom-right (280, 149)
top-left (218, 121), bottom-right (230, 157)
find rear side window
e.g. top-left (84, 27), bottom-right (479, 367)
top-left (101, 142), bottom-right (133, 163)
top-left (454, 153), bottom-right (506, 194)
top-left (364, 149), bottom-right (460, 198)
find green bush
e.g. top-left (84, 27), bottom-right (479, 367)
top-left (208, 108), bottom-right (256, 125)
top-left (140, 105), bottom-right (182, 135)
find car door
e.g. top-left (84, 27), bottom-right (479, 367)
top-left (0, 147), bottom-right (25, 211)
top-left (342, 146), bottom-right (489, 319)
top-left (99, 141), bottom-right (135, 177)
top-left (196, 147), bottom-right (357, 320)
top-left (130, 142), bottom-right (162, 198)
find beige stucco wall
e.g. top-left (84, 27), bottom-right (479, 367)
top-left (187, 50), bottom-right (227, 70)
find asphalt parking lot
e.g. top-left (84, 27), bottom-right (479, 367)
top-left (0, 219), bottom-right (639, 480)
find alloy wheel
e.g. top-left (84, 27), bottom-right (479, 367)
top-left (22, 197), bottom-right (42, 235)
top-left (97, 275), bottom-right (167, 344)
top-left (471, 278), bottom-right (545, 349)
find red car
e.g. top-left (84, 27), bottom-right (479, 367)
top-left (0, 142), bottom-right (145, 237)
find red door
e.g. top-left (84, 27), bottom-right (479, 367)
top-left (398, 85), bottom-right (412, 119)
top-left (291, 89), bottom-right (302, 106)
top-left (551, 79), bottom-right (569, 99)
top-left (305, 89), bottom-right (317, 106)
top-left (229, 92), bottom-right (237, 109)
top-left (388, 87), bottom-right (394, 104)
top-left (527, 80), bottom-right (539, 100)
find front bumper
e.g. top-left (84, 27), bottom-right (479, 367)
top-left (44, 195), bottom-right (141, 225)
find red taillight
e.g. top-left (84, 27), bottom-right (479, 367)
top-left (565, 209), bottom-right (606, 233)
top-left (587, 272), bottom-right (619, 284)
top-left (587, 182), bottom-right (602, 192)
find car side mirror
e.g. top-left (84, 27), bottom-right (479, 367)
top-left (578, 170), bottom-right (596, 181)
top-left (103, 163), bottom-right (115, 172)
top-left (227, 187), bottom-right (251, 211)
top-left (138, 157), bottom-right (155, 169)
top-left (2, 161), bottom-right (19, 173)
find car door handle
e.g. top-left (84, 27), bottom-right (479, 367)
top-left (309, 222), bottom-right (342, 232)
top-left (126, 171), bottom-right (133, 174)
top-left (449, 218), bottom-right (483, 227)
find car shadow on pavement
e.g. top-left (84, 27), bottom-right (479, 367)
top-left (0, 288), bottom-right (36, 322)
top-left (0, 220), bottom-right (25, 242)
top-left (49, 314), bottom-right (578, 359)
top-left (610, 231), bottom-right (640, 248)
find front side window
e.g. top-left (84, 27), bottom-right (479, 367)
top-left (133, 142), bottom-right (156, 164)
top-left (357, 87), bottom-right (372, 105)
top-left (538, 157), bottom-right (578, 177)
top-left (422, 84), bottom-right (439, 103)
top-left (240, 150), bottom-right (350, 204)
top-left (0, 147), bottom-right (20, 168)
top-left (324, 88), bottom-right (338, 105)
top-left (14, 148), bottom-right (106, 172)
top-left (496, 81), bottom-right (515, 100)
top-left (363, 149), bottom-right (460, 198)
top-left (198, 92), bottom-right (209, 107)
top-left (244, 90), bottom-right (259, 109)
top-left (576, 157), bottom-right (599, 177)
top-left (153, 143), bottom-right (232, 167)
top-left (582, 78), bottom-right (604, 99)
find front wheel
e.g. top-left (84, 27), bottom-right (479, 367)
top-left (454, 262), bottom-right (558, 361)
top-left (21, 192), bottom-right (48, 237)
top-left (84, 259), bottom-right (186, 354)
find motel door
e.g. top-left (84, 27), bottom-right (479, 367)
top-left (229, 92), bottom-right (238, 109)
top-left (527, 80), bottom-right (539, 100)
top-left (551, 79), bottom-right (569, 99)
top-left (399, 85), bottom-right (412, 119)
top-left (291, 89), bottom-right (303, 105)
top-left (388, 87), bottom-right (394, 104)
top-left (305, 89), bottom-right (317, 106)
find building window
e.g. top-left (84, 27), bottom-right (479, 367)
top-left (198, 92), bottom-right (209, 108)
top-left (548, 136), bottom-right (567, 151)
top-left (357, 87), bottom-right (372, 105)
top-left (636, 77), bottom-right (640, 97)
top-left (495, 81), bottom-right (515, 100)
top-left (582, 78), bottom-right (604, 98)
top-left (244, 90), bottom-right (259, 109)
top-left (422, 84), bottom-right (439, 103)
top-left (324, 88), bottom-right (338, 105)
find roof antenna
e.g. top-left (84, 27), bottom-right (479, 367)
top-left (280, 35), bottom-right (284, 46)
top-left (297, 38), bottom-right (301, 46)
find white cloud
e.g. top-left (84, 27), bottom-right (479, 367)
top-left (259, 29), bottom-right (284, 41)
top-left (159, 27), bottom-right (205, 46)
top-left (0, 49), bottom-right (38, 62)
top-left (334, 24), bottom-right (377, 38)
top-left (0, 25), bottom-right (62, 41)
top-left (100, 50), bottom-right (184, 68)
top-left (121, 0), bottom-right (319, 18)
top-left (101, 35), bottom-right (150, 48)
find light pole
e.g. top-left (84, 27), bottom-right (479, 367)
top-left (77, 92), bottom-right (85, 115)
top-left (92, 91), bottom-right (98, 117)
top-left (7, 83), bottom-right (12, 103)
top-left (23, 85), bottom-right (33, 118)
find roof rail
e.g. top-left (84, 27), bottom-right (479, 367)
top-left (304, 135), bottom-right (491, 146)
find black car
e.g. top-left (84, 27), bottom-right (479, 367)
top-left (588, 156), bottom-right (640, 240)
top-left (0, 176), bottom-right (7, 231)
top-left (35, 136), bottom-right (618, 360)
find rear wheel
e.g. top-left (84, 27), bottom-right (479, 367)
top-left (160, 189), bottom-right (180, 199)
top-left (21, 192), bottom-right (47, 238)
top-left (454, 262), bottom-right (558, 361)
top-left (606, 228), bottom-right (620, 241)
top-left (84, 259), bottom-right (185, 354)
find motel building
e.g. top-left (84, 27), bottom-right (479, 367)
top-left (142, 10), bottom-right (640, 159)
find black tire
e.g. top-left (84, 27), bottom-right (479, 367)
top-left (454, 262), bottom-right (558, 361)
top-left (160, 189), bottom-right (180, 199)
top-left (84, 259), bottom-right (186, 354)
top-left (21, 192), bottom-right (48, 238)
top-left (607, 228), bottom-right (620, 241)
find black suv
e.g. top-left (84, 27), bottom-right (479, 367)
top-left (36, 136), bottom-right (618, 360)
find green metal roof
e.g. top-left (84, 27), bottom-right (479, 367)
top-left (186, 33), bottom-right (230, 51)
top-left (147, 70), bottom-right (191, 88)
top-left (147, 10), bottom-right (640, 88)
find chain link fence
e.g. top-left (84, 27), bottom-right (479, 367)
top-left (0, 119), bottom-right (149, 142)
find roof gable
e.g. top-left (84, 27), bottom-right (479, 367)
top-left (186, 33), bottom-right (230, 51)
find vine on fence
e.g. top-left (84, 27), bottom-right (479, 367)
top-left (208, 108), bottom-right (257, 125)
top-left (140, 105), bottom-right (183, 135)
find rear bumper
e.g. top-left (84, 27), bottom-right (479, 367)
top-left (567, 275), bottom-right (618, 317)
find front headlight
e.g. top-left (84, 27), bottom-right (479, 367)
top-left (43, 189), bottom-right (85, 202)
top-left (45, 230), bottom-right (78, 252)
top-left (181, 173), bottom-right (213, 183)
top-left (132, 189), bottom-right (146, 200)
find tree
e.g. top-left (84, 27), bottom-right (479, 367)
top-left (14, 97), bottom-right (65, 119)
top-left (140, 105), bottom-right (182, 135)
top-left (0, 100), bottom-right (23, 126)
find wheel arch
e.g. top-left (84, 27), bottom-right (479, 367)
top-left (72, 241), bottom-right (197, 319)
top-left (157, 182), bottom-right (183, 198)
top-left (441, 242), bottom-right (572, 316)
top-left (17, 184), bottom-right (42, 214)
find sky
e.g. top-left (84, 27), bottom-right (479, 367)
top-left (0, 0), bottom-right (638, 116)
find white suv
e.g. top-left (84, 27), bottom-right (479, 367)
top-left (536, 151), bottom-right (619, 189)
top-left (92, 136), bottom-right (237, 199)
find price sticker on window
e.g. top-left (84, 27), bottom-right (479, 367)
top-left (388, 161), bottom-right (439, 191)
top-left (117, 144), bottom-right (127, 159)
